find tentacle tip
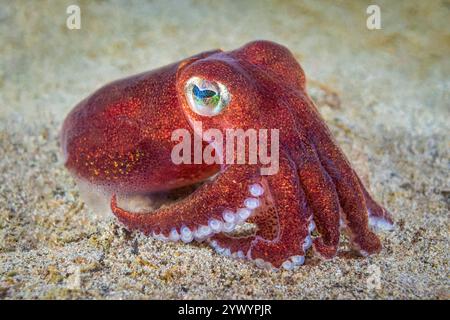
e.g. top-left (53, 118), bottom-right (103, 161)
top-left (277, 255), bottom-right (306, 271)
top-left (312, 239), bottom-right (339, 260)
top-left (253, 258), bottom-right (275, 270)
top-left (359, 249), bottom-right (370, 257)
top-left (369, 216), bottom-right (395, 232)
top-left (354, 233), bottom-right (382, 257)
top-left (281, 260), bottom-right (294, 270)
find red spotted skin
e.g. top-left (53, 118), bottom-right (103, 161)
top-left (62, 41), bottom-right (392, 269)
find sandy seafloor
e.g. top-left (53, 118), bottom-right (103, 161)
top-left (0, 0), bottom-right (449, 299)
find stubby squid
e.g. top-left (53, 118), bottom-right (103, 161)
top-left (61, 40), bottom-right (393, 270)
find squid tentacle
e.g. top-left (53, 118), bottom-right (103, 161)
top-left (111, 164), bottom-right (262, 241)
top-left (287, 140), bottom-right (342, 259)
top-left (287, 92), bottom-right (386, 254)
top-left (209, 151), bottom-right (310, 270)
top-left (247, 151), bottom-right (310, 269)
top-left (208, 180), bottom-right (278, 259)
top-left (304, 118), bottom-right (384, 253)
top-left (355, 174), bottom-right (393, 230)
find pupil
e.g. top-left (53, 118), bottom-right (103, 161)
top-left (193, 85), bottom-right (217, 99)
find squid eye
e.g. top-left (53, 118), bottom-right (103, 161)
top-left (185, 77), bottom-right (230, 116)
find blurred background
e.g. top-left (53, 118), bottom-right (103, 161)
top-left (1, 0), bottom-right (448, 130)
top-left (0, 0), bottom-right (448, 299)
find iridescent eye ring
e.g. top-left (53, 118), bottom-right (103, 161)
top-left (184, 77), bottom-right (230, 116)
